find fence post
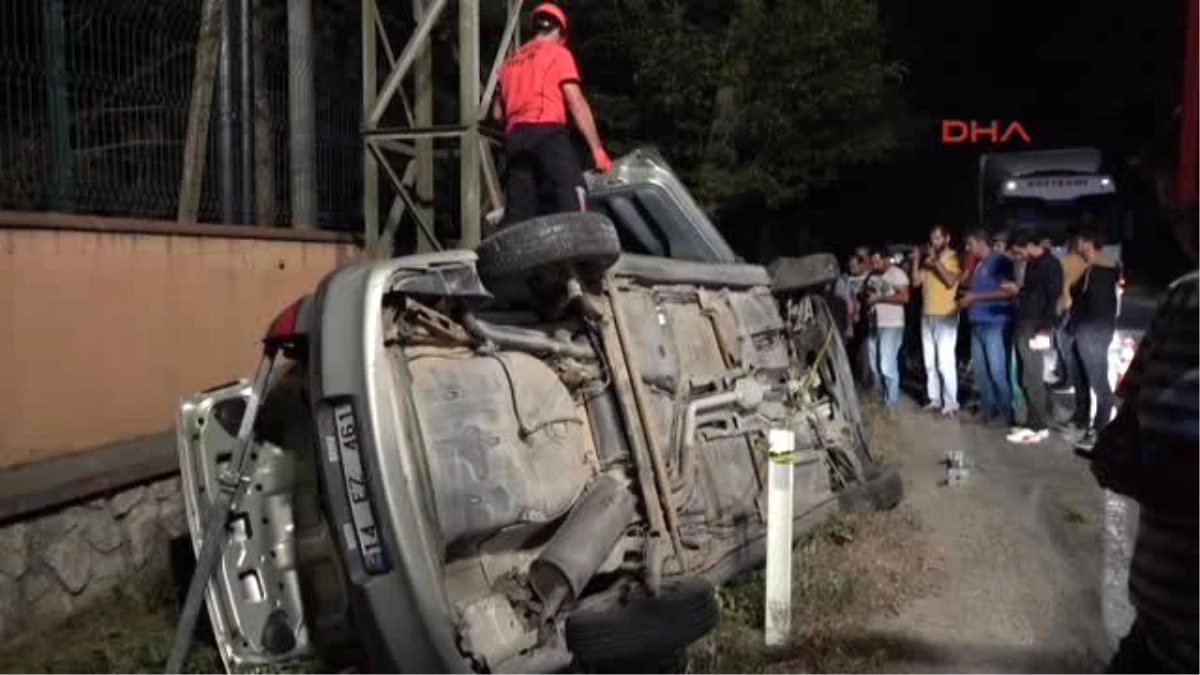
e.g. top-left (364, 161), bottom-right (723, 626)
top-left (178, 0), bottom-right (224, 224)
top-left (252, 0), bottom-right (275, 226)
top-left (41, 0), bottom-right (74, 211)
top-left (237, 0), bottom-right (255, 225)
top-left (287, 0), bottom-right (318, 230)
top-left (218, 0), bottom-right (237, 224)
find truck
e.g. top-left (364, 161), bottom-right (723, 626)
top-left (978, 147), bottom-right (1126, 261)
top-left (169, 148), bottom-right (902, 673)
top-left (978, 147), bottom-right (1137, 420)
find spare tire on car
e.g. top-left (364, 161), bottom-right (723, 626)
top-left (564, 578), bottom-right (720, 665)
top-left (475, 212), bottom-right (622, 286)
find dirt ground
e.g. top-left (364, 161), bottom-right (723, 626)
top-left (859, 398), bottom-right (1131, 673)
top-left (0, 397), bottom-right (1134, 674)
top-left (687, 397), bottom-right (1134, 674)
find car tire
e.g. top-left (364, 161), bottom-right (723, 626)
top-left (565, 578), bottom-right (720, 664)
top-left (475, 212), bottom-right (622, 285)
top-left (837, 464), bottom-right (903, 513)
top-left (767, 253), bottom-right (839, 293)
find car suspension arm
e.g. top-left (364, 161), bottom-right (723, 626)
top-left (605, 281), bottom-right (687, 572)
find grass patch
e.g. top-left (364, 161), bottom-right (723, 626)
top-left (0, 580), bottom-right (222, 674)
top-left (685, 404), bottom-right (941, 674)
top-left (685, 508), bottom-right (940, 674)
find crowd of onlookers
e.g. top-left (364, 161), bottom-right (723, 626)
top-left (831, 212), bottom-right (1198, 675)
top-left (831, 223), bottom-right (1121, 450)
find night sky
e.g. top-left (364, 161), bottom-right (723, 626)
top-left (793, 0), bottom-right (1189, 275)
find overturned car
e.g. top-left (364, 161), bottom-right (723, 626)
top-left (174, 149), bottom-right (901, 673)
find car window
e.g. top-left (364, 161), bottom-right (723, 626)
top-left (594, 196), bottom-right (669, 257)
top-left (591, 186), bottom-right (736, 263)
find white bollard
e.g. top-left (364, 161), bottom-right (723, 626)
top-left (764, 428), bottom-right (795, 647)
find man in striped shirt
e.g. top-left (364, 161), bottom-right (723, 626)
top-left (1090, 268), bottom-right (1198, 673)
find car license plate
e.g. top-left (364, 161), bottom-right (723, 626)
top-left (333, 403), bottom-right (388, 573)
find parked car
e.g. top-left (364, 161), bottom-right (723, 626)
top-left (174, 148), bottom-right (902, 673)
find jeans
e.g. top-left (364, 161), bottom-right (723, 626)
top-left (1015, 322), bottom-right (1051, 431)
top-left (1071, 324), bottom-right (1115, 430)
top-left (921, 314), bottom-right (960, 411)
top-left (970, 321), bottom-right (1012, 421)
top-left (868, 326), bottom-right (904, 406)
top-left (1053, 319), bottom-right (1077, 387)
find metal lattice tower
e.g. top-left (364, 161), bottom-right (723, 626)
top-left (362, 0), bottom-right (524, 256)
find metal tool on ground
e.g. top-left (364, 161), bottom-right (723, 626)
top-left (945, 450), bottom-right (969, 486)
top-left (165, 350), bottom-right (278, 674)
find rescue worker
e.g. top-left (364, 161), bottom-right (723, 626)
top-left (492, 3), bottom-right (612, 228)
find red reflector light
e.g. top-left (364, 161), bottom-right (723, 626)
top-left (265, 300), bottom-right (301, 343)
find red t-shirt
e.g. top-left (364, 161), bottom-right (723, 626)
top-left (497, 40), bottom-right (580, 132)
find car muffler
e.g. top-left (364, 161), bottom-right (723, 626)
top-left (583, 384), bottom-right (631, 468)
top-left (530, 476), bottom-right (636, 619)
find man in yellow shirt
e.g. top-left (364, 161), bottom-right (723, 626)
top-left (1058, 237), bottom-right (1088, 313)
top-left (912, 225), bottom-right (962, 416)
top-left (1053, 235), bottom-right (1088, 390)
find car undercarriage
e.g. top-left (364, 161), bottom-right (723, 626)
top-left (175, 150), bottom-right (901, 673)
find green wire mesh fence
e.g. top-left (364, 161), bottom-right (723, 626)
top-left (0, 0), bottom-right (362, 228)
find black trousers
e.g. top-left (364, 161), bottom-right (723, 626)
top-left (1071, 323), bottom-right (1115, 430)
top-left (501, 123), bottom-right (586, 227)
top-left (1015, 322), bottom-right (1050, 431)
top-left (1054, 316), bottom-right (1077, 386)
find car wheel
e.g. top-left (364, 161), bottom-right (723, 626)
top-left (565, 578), bottom-right (720, 665)
top-left (475, 212), bottom-right (622, 286)
top-left (767, 253), bottom-right (839, 293)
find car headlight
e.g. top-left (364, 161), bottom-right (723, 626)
top-left (1004, 180), bottom-right (1017, 192)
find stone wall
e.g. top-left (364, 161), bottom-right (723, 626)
top-left (0, 476), bottom-right (186, 642)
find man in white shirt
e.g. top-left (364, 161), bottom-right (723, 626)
top-left (865, 250), bottom-right (911, 406)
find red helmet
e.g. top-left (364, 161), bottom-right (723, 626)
top-left (531, 3), bottom-right (567, 34)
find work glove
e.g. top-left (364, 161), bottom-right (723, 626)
top-left (592, 147), bottom-right (612, 173)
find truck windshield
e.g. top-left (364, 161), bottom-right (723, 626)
top-left (987, 193), bottom-right (1123, 247)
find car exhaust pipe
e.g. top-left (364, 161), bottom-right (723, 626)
top-left (530, 476), bottom-right (635, 619)
top-left (583, 384), bottom-right (631, 467)
top-left (461, 313), bottom-right (596, 361)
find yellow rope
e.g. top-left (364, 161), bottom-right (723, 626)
top-left (799, 325), bottom-right (836, 392)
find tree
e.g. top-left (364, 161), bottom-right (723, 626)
top-left (571, 0), bottom-right (909, 213)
